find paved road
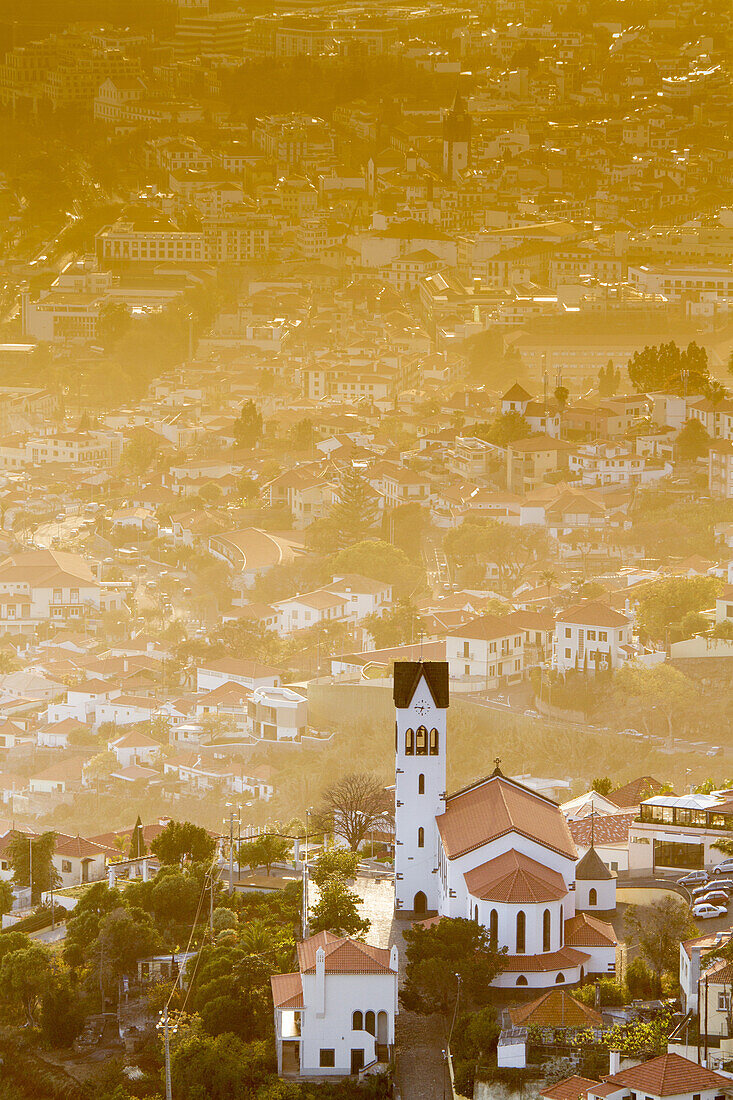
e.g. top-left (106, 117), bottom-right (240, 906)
top-left (352, 875), bottom-right (449, 1100)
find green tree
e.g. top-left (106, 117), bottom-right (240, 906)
top-left (636, 576), bottom-right (720, 642)
top-left (171, 1033), bottom-right (274, 1100)
top-left (129, 816), bottom-right (147, 859)
top-left (591, 776), bottom-right (613, 796)
top-left (290, 418), bottom-right (314, 452)
top-left (328, 538), bottom-right (424, 597)
top-left (610, 664), bottom-right (698, 738)
top-left (624, 898), bottom-right (698, 993)
top-left (41, 972), bottom-right (85, 1047)
top-left (0, 944), bottom-right (52, 1025)
top-left (628, 340), bottom-right (710, 394)
top-left (318, 772), bottom-right (393, 852)
top-left (444, 519), bottom-right (548, 591)
top-left (309, 876), bottom-right (370, 938)
top-left (475, 410), bottom-right (530, 446)
top-left (237, 834), bottom-right (291, 877)
top-left (676, 418), bottom-right (711, 461)
top-left (95, 907), bottom-right (162, 1000)
top-left (364, 598), bottom-right (425, 648)
top-left (0, 879), bottom-right (14, 919)
top-left (98, 300), bottom-right (132, 352)
top-left (151, 820), bottom-right (216, 866)
top-left (329, 467), bottom-right (378, 547)
top-left (401, 917), bottom-right (507, 1016)
top-left (7, 831), bottom-right (61, 904)
top-left (311, 849), bottom-right (360, 888)
top-left (598, 361), bottom-right (621, 399)
top-left (233, 400), bottom-right (263, 449)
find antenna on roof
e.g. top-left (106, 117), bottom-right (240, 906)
top-left (590, 809), bottom-right (595, 849)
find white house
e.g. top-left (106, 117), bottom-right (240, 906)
top-left (543, 1053), bottom-right (733, 1100)
top-left (553, 601), bottom-right (633, 674)
top-left (108, 730), bottom-right (162, 768)
top-left (96, 696), bottom-right (157, 727)
top-left (273, 589), bottom-right (348, 636)
top-left (0, 549), bottom-right (125, 633)
top-left (247, 686), bottom-right (307, 742)
top-left (393, 660), bottom-right (617, 989)
top-left (445, 616), bottom-right (524, 687)
top-left (271, 931), bottom-right (398, 1078)
top-left (195, 658), bottom-right (282, 694)
top-left (680, 930), bottom-right (732, 1014)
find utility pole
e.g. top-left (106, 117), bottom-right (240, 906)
top-left (163, 1005), bottom-right (172, 1100)
top-left (209, 871), bottom-right (214, 938)
top-left (302, 808), bottom-right (310, 940)
top-left (28, 835), bottom-right (32, 907)
top-left (228, 808), bottom-right (234, 896)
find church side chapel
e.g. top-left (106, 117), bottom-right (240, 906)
top-left (394, 660), bottom-right (618, 990)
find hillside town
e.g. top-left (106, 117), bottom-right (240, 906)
top-left (0, 0), bottom-right (732, 1097)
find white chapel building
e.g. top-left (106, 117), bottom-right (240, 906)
top-left (394, 660), bottom-right (617, 989)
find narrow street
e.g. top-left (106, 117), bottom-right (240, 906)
top-left (353, 875), bottom-right (448, 1100)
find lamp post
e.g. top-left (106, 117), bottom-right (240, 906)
top-left (28, 835), bottom-right (33, 908)
top-left (225, 803), bottom-right (235, 896)
top-left (302, 807), bottom-right (311, 940)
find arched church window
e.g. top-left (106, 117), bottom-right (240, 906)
top-left (555, 973), bottom-right (565, 984)
top-left (405, 728), bottom-right (414, 755)
top-left (589, 888), bottom-right (598, 906)
top-left (489, 909), bottom-right (498, 946)
top-left (353, 1011), bottom-right (363, 1030)
top-left (415, 726), bottom-right (428, 755)
top-left (429, 728), bottom-right (439, 755)
top-left (418, 774), bottom-right (425, 794)
top-left (474, 904), bottom-right (479, 922)
top-left (516, 975), bottom-right (528, 986)
top-left (365, 1011), bottom-right (375, 1036)
top-left (516, 910), bottom-right (526, 954)
top-left (543, 909), bottom-right (551, 953)
top-left (417, 827), bottom-right (424, 848)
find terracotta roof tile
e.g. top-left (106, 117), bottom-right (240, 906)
top-left (464, 850), bottom-right (567, 903)
top-left (568, 813), bottom-right (636, 847)
top-left (501, 946), bottom-right (590, 972)
top-left (564, 913), bottom-right (617, 948)
top-left (270, 972), bottom-right (303, 1009)
top-left (556, 600), bottom-right (630, 628)
top-left (540, 1075), bottom-right (600, 1100)
top-left (296, 930), bottom-right (393, 975)
top-left (510, 990), bottom-right (602, 1029)
top-left (602, 1054), bottom-right (732, 1096)
top-left (437, 774), bottom-right (577, 861)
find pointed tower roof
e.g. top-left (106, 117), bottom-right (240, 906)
top-left (576, 845), bottom-right (614, 881)
top-left (393, 661), bottom-right (449, 708)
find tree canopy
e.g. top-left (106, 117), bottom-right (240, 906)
top-left (150, 820), bottom-right (216, 866)
top-left (400, 917), bottom-right (507, 1015)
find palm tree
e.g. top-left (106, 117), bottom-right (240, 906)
top-left (539, 568), bottom-right (557, 599)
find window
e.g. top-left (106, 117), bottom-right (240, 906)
top-left (489, 909), bottom-right (498, 946)
top-left (587, 630), bottom-right (596, 640)
top-left (418, 774), bottom-right (425, 794)
top-left (718, 994), bottom-right (729, 1011)
top-left (415, 726), bottom-right (427, 755)
top-left (599, 631), bottom-right (607, 641)
top-left (417, 827), bottom-right (424, 848)
top-left (555, 972), bottom-right (565, 984)
top-left (589, 888), bottom-right (598, 906)
top-left (429, 728), bottom-right (439, 755)
top-left (543, 909), bottom-right (551, 952)
top-left (516, 975), bottom-right (527, 986)
top-left (405, 728), bottom-right (414, 755)
top-left (61, 859), bottom-right (72, 873)
top-left (319, 1049), bottom-right (335, 1068)
top-left (516, 910), bottom-right (526, 954)
top-left (353, 1011), bottom-right (363, 1030)
top-left (565, 628), bottom-right (571, 637)
top-left (565, 648), bottom-right (571, 658)
top-left (365, 1011), bottom-right (376, 1036)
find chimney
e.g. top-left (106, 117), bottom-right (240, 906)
top-left (315, 946), bottom-right (326, 1017)
top-left (609, 1049), bottom-right (621, 1075)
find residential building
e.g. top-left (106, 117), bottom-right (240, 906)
top-left (446, 616), bottom-right (524, 687)
top-left (271, 931), bottom-right (398, 1078)
top-left (553, 601), bottom-right (634, 674)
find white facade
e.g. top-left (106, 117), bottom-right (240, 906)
top-left (272, 933), bottom-right (398, 1079)
top-left (553, 602), bottom-right (633, 673)
top-left (394, 664), bottom-right (447, 915)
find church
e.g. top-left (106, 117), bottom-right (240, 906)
top-left (394, 660), bottom-right (618, 989)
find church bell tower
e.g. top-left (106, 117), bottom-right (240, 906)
top-left (442, 88), bottom-right (471, 181)
top-left (394, 661), bottom-right (448, 916)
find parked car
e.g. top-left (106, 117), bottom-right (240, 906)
top-left (621, 728), bottom-right (642, 738)
top-left (680, 870), bottom-right (709, 885)
top-left (692, 902), bottom-right (728, 919)
top-left (696, 891), bottom-right (729, 907)
top-left (713, 860), bottom-right (733, 876)
top-left (692, 881), bottom-right (716, 897)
